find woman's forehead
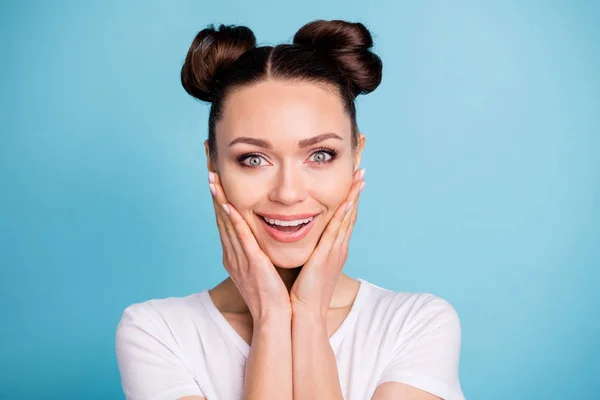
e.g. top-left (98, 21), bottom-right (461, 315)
top-left (217, 80), bottom-right (352, 145)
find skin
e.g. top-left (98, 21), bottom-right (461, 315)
top-left (207, 79), bottom-right (367, 315)
top-left (181, 79), bottom-right (440, 399)
top-left (215, 80), bottom-right (360, 270)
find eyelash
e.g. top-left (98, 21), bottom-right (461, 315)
top-left (237, 147), bottom-right (339, 169)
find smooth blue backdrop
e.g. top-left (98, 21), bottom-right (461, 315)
top-left (1, 1), bottom-right (599, 398)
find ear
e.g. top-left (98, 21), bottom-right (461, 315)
top-left (353, 133), bottom-right (366, 172)
top-left (204, 140), bottom-right (216, 173)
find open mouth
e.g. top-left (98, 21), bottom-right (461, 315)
top-left (257, 214), bottom-right (317, 243)
top-left (261, 216), bottom-right (313, 232)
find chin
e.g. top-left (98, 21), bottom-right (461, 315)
top-left (263, 246), bottom-right (313, 269)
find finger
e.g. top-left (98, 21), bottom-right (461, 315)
top-left (335, 179), bottom-right (364, 247)
top-left (315, 179), bottom-right (364, 253)
top-left (212, 197), bottom-right (235, 257)
top-left (339, 191), bottom-right (361, 249)
top-left (210, 172), bottom-right (267, 264)
top-left (224, 202), bottom-right (268, 261)
top-left (353, 167), bottom-right (366, 183)
top-left (344, 179), bottom-right (364, 232)
top-left (209, 172), bottom-right (245, 264)
top-left (210, 175), bottom-right (235, 258)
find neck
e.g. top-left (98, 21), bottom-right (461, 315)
top-left (274, 265), bottom-right (303, 293)
top-left (214, 269), bottom-right (353, 314)
top-left (215, 266), bottom-right (303, 314)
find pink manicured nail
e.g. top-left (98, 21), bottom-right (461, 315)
top-left (222, 204), bottom-right (231, 215)
top-left (208, 172), bottom-right (215, 183)
top-left (209, 184), bottom-right (216, 196)
top-left (359, 168), bottom-right (366, 180)
top-left (345, 201), bottom-right (354, 212)
top-left (359, 182), bottom-right (366, 192)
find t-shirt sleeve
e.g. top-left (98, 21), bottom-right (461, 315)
top-left (115, 304), bottom-right (205, 400)
top-left (378, 295), bottom-right (465, 400)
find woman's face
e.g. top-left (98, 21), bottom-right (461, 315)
top-left (208, 80), bottom-right (365, 268)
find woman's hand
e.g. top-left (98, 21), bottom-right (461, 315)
top-left (209, 172), bottom-right (292, 320)
top-left (289, 169), bottom-right (366, 318)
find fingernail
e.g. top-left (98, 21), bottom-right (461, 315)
top-left (359, 168), bottom-right (366, 180)
top-left (345, 201), bottom-right (354, 212)
top-left (359, 181), bottom-right (366, 192)
top-left (209, 183), bottom-right (216, 196)
top-left (208, 172), bottom-right (215, 183)
top-left (222, 204), bottom-right (230, 215)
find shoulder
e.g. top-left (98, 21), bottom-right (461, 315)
top-left (114, 294), bottom-right (209, 400)
top-left (359, 280), bottom-right (461, 343)
top-left (115, 293), bottom-right (207, 343)
top-left (360, 279), bottom-right (460, 317)
top-left (359, 281), bottom-right (465, 398)
top-left (114, 293), bottom-right (208, 374)
top-left (401, 292), bottom-right (461, 329)
top-left (120, 292), bottom-right (205, 320)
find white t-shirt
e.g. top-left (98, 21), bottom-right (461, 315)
top-left (115, 278), bottom-right (465, 400)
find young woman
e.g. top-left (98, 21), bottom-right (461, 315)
top-left (116, 19), bottom-right (465, 400)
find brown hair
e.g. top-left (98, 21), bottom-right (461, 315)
top-left (181, 19), bottom-right (383, 163)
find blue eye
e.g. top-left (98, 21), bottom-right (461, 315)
top-left (238, 153), bottom-right (269, 168)
top-left (309, 148), bottom-right (337, 164)
top-left (237, 148), bottom-right (338, 168)
top-left (241, 155), bottom-right (265, 167)
top-left (311, 151), bottom-right (331, 163)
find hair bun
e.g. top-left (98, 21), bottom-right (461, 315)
top-left (181, 24), bottom-right (256, 102)
top-left (293, 20), bottom-right (382, 96)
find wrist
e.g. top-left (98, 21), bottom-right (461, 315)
top-left (291, 305), bottom-right (328, 325)
top-left (253, 309), bottom-right (292, 326)
top-left (290, 295), bottom-right (328, 319)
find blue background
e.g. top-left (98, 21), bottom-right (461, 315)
top-left (1, 0), bottom-right (599, 398)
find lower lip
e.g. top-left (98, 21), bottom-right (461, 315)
top-left (258, 216), bottom-right (316, 243)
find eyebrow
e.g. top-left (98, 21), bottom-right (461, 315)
top-left (228, 133), bottom-right (343, 149)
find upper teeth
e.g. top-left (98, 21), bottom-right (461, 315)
top-left (263, 216), bottom-right (313, 226)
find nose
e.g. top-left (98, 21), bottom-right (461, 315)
top-left (268, 161), bottom-right (307, 206)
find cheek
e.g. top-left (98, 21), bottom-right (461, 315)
top-left (312, 172), bottom-right (353, 212)
top-left (220, 170), bottom-right (263, 213)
